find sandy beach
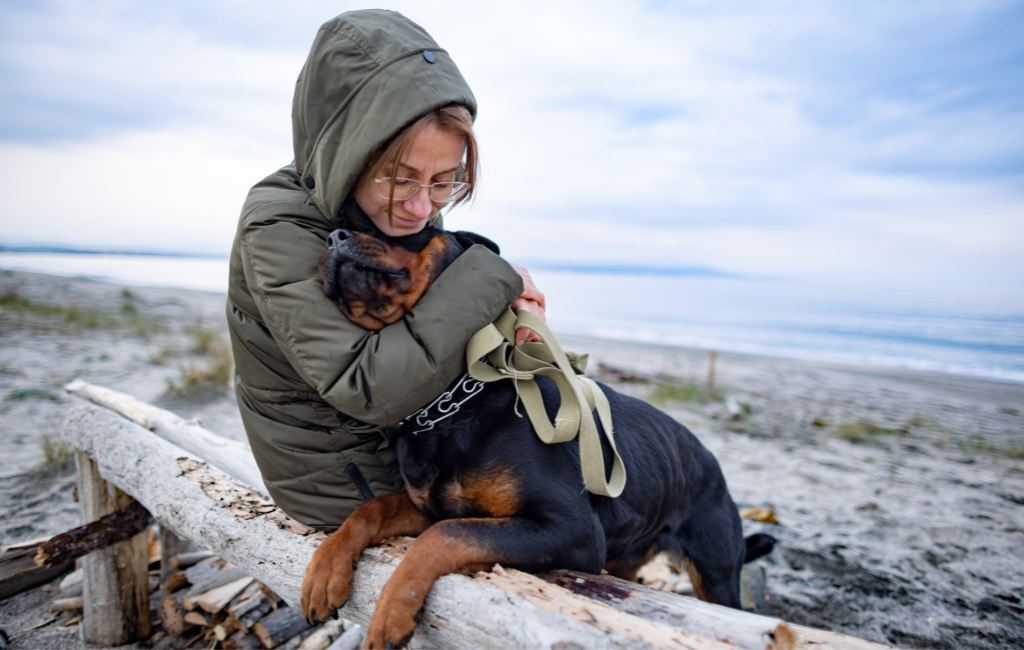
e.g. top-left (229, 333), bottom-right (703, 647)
top-left (1, 268), bottom-right (1022, 649)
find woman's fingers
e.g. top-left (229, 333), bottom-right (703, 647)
top-left (508, 262), bottom-right (546, 310)
top-left (507, 261), bottom-right (546, 345)
top-left (513, 297), bottom-right (545, 345)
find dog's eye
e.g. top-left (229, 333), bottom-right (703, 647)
top-left (387, 270), bottom-right (409, 279)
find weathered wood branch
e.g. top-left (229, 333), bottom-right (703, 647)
top-left (51, 596), bottom-right (84, 613)
top-left (61, 398), bottom-right (893, 650)
top-left (64, 379), bottom-right (268, 496)
top-left (0, 546), bottom-right (73, 600)
top-left (34, 501), bottom-right (152, 568)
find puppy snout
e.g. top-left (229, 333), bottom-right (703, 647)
top-left (326, 229), bottom-right (355, 250)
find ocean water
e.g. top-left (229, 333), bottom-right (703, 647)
top-left (532, 270), bottom-right (1024, 384)
top-left (0, 252), bottom-right (230, 294)
top-left (3, 252), bottom-right (1022, 384)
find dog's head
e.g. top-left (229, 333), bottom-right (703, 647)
top-left (320, 225), bottom-right (499, 330)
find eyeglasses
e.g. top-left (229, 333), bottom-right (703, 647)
top-left (375, 177), bottom-right (470, 203)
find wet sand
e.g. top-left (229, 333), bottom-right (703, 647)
top-left (1, 269), bottom-right (1022, 649)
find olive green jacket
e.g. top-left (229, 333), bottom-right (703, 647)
top-left (226, 10), bottom-right (523, 529)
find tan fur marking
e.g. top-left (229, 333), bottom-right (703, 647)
top-left (446, 467), bottom-right (521, 518)
top-left (407, 486), bottom-right (431, 512)
top-left (603, 547), bottom-right (658, 582)
top-left (682, 557), bottom-right (709, 602)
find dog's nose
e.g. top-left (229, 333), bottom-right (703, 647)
top-left (326, 229), bottom-right (354, 250)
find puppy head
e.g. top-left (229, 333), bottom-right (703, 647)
top-left (320, 227), bottom-right (499, 330)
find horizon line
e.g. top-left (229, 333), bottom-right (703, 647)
top-left (0, 244), bottom-right (760, 279)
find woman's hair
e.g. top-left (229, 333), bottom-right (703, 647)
top-left (360, 104), bottom-right (478, 225)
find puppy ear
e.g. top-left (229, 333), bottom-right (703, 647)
top-left (451, 231), bottom-right (500, 255)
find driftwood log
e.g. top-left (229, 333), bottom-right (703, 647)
top-left (65, 379), bottom-right (268, 496)
top-left (61, 392), bottom-right (892, 650)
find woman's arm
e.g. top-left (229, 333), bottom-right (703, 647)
top-left (235, 199), bottom-right (523, 426)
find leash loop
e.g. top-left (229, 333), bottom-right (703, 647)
top-left (467, 308), bottom-right (627, 498)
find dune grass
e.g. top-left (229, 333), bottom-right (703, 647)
top-left (649, 379), bottom-right (724, 404)
top-left (5, 388), bottom-right (60, 401)
top-left (0, 286), bottom-right (164, 338)
top-left (834, 420), bottom-right (909, 443)
top-left (40, 433), bottom-right (74, 466)
top-left (164, 323), bottom-right (234, 397)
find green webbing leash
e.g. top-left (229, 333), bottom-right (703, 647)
top-left (466, 308), bottom-right (627, 498)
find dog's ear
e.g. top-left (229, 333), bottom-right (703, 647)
top-left (451, 231), bottom-right (500, 255)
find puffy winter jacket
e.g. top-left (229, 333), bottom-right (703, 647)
top-left (226, 10), bottom-right (523, 529)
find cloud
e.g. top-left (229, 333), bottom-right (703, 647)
top-left (0, 0), bottom-right (302, 143)
top-left (0, 128), bottom-right (279, 256)
top-left (0, 0), bottom-right (1021, 288)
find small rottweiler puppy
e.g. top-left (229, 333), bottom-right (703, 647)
top-left (320, 224), bottom-right (499, 330)
top-left (306, 219), bottom-right (773, 649)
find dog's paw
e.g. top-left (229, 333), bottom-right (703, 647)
top-left (300, 539), bottom-right (357, 622)
top-left (363, 584), bottom-right (425, 649)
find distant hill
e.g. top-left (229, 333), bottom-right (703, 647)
top-left (523, 261), bottom-right (734, 278)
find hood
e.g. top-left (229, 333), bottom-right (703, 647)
top-left (292, 9), bottom-right (477, 222)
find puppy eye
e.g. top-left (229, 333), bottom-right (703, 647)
top-left (387, 270), bottom-right (409, 279)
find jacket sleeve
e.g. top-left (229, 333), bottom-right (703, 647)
top-left (237, 203), bottom-right (524, 426)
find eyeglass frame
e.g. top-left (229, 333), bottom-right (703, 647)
top-left (374, 176), bottom-right (471, 204)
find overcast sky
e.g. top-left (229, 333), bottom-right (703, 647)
top-left (0, 0), bottom-right (1021, 290)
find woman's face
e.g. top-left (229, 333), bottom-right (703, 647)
top-left (354, 122), bottom-right (466, 237)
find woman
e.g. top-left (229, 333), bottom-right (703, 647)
top-left (227, 9), bottom-right (544, 530)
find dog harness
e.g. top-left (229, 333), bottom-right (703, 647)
top-left (464, 308), bottom-right (627, 498)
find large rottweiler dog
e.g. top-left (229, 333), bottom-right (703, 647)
top-left (304, 217), bottom-right (773, 648)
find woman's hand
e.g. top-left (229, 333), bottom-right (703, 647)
top-left (508, 262), bottom-right (546, 345)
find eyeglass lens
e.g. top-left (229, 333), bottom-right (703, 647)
top-left (377, 178), bottom-right (468, 203)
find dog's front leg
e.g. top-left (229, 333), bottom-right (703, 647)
top-left (364, 516), bottom-right (597, 649)
top-left (301, 493), bottom-right (430, 622)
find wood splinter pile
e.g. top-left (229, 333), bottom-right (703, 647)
top-left (157, 546), bottom-right (363, 649)
top-left (44, 535), bottom-right (363, 650)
